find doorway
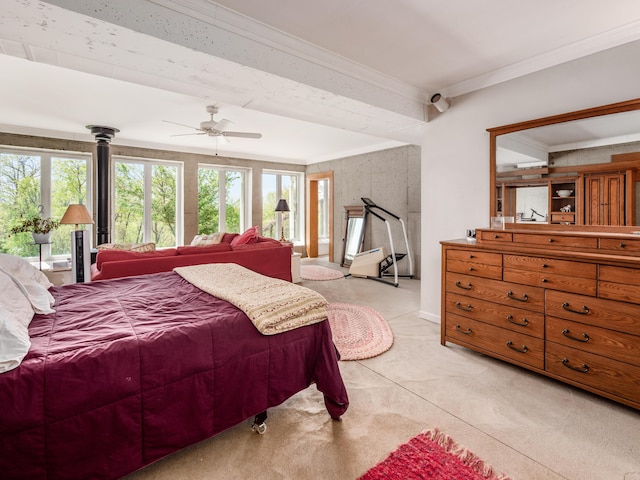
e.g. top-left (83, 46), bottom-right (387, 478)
top-left (306, 171), bottom-right (333, 261)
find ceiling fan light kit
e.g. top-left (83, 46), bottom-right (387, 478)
top-left (164, 105), bottom-right (262, 141)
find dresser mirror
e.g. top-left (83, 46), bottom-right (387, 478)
top-left (489, 98), bottom-right (640, 228)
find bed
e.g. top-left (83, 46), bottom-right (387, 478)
top-left (0, 267), bottom-right (349, 480)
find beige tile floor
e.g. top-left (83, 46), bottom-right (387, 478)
top-left (127, 259), bottom-right (640, 480)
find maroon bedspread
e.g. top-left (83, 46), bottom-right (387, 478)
top-left (0, 272), bottom-right (348, 480)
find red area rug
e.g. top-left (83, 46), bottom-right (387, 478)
top-left (359, 429), bottom-right (512, 480)
top-left (301, 265), bottom-right (344, 281)
top-left (327, 303), bottom-right (393, 360)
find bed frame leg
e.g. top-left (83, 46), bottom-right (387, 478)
top-left (252, 411), bottom-right (268, 434)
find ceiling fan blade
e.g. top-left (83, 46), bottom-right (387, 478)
top-left (162, 119), bottom-right (201, 131)
top-left (222, 131), bottom-right (262, 139)
top-left (214, 119), bottom-right (234, 132)
top-left (170, 132), bottom-right (207, 137)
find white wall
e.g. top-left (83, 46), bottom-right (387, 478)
top-left (420, 39), bottom-right (640, 321)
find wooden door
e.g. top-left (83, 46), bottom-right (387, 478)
top-left (306, 171), bottom-right (333, 260)
top-left (585, 173), bottom-right (625, 225)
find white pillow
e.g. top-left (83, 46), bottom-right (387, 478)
top-left (0, 253), bottom-right (52, 289)
top-left (191, 232), bottom-right (225, 246)
top-left (5, 273), bottom-right (55, 315)
top-left (0, 270), bottom-right (34, 374)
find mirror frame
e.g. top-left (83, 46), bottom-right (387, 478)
top-left (488, 98), bottom-right (640, 231)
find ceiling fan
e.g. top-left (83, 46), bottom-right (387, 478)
top-left (163, 105), bottom-right (262, 142)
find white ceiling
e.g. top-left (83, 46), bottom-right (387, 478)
top-left (2, 0), bottom-right (640, 164)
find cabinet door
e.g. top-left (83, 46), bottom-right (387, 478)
top-left (585, 173), bottom-right (625, 225)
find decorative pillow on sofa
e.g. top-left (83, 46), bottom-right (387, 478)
top-left (190, 232), bottom-right (225, 246)
top-left (96, 242), bottom-right (156, 252)
top-left (230, 226), bottom-right (260, 246)
top-left (176, 244), bottom-right (233, 255)
top-left (95, 248), bottom-right (177, 270)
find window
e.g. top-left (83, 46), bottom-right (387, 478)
top-left (113, 158), bottom-right (182, 247)
top-left (0, 149), bottom-right (91, 260)
top-left (262, 170), bottom-right (302, 242)
top-left (197, 165), bottom-right (249, 234)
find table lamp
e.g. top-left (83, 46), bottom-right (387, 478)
top-left (60, 204), bottom-right (94, 283)
top-left (274, 199), bottom-right (290, 242)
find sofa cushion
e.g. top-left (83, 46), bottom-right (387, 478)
top-left (190, 232), bottom-right (225, 246)
top-left (177, 244), bottom-right (233, 255)
top-left (222, 233), bottom-right (238, 244)
top-left (230, 226), bottom-right (259, 246)
top-left (96, 248), bottom-right (177, 270)
top-left (96, 242), bottom-right (156, 252)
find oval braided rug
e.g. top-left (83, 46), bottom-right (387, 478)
top-left (301, 265), bottom-right (344, 281)
top-left (327, 303), bottom-right (393, 360)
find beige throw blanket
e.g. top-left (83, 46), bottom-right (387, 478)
top-left (173, 263), bottom-right (328, 335)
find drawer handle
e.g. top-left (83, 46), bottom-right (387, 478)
top-left (619, 242), bottom-right (626, 248)
top-left (541, 263), bottom-right (548, 268)
top-left (507, 314), bottom-right (529, 327)
top-left (561, 302), bottom-right (590, 315)
top-left (541, 278), bottom-right (548, 283)
top-left (506, 341), bottom-right (528, 353)
top-left (562, 358), bottom-right (590, 373)
top-left (494, 234), bottom-right (499, 239)
top-left (507, 291), bottom-right (529, 302)
top-left (469, 254), bottom-right (475, 259)
top-left (468, 267), bottom-right (475, 272)
top-left (455, 325), bottom-right (472, 335)
top-left (548, 238), bottom-right (554, 243)
top-left (455, 281), bottom-right (473, 290)
top-left (562, 328), bottom-right (590, 343)
top-left (455, 301), bottom-right (473, 312)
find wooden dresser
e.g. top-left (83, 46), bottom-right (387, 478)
top-left (441, 228), bottom-right (640, 410)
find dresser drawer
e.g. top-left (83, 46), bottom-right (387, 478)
top-left (546, 343), bottom-right (640, 404)
top-left (599, 237), bottom-right (640, 253)
top-left (512, 233), bottom-right (598, 249)
top-left (546, 316), bottom-right (640, 367)
top-left (446, 259), bottom-right (502, 280)
top-left (477, 230), bottom-right (513, 243)
top-left (444, 273), bottom-right (545, 312)
top-left (445, 292), bottom-right (544, 338)
top-left (504, 269), bottom-right (597, 295)
top-left (445, 313), bottom-right (544, 369)
top-left (504, 255), bottom-right (596, 279)
top-left (546, 290), bottom-right (640, 336)
top-left (550, 213), bottom-right (575, 223)
top-left (599, 265), bottom-right (640, 304)
top-left (447, 249), bottom-right (502, 266)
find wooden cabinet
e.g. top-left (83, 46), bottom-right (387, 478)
top-left (441, 229), bottom-right (640, 410)
top-left (584, 173), bottom-right (626, 225)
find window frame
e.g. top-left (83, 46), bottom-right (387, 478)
top-left (262, 169), bottom-right (304, 243)
top-left (0, 146), bottom-right (92, 261)
top-left (197, 164), bottom-right (252, 234)
top-left (112, 155), bottom-right (184, 247)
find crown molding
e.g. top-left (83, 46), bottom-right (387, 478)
top-left (442, 19), bottom-right (640, 98)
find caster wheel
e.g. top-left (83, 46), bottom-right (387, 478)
top-left (252, 422), bottom-right (267, 435)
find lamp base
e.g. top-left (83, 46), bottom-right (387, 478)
top-left (71, 229), bottom-right (91, 283)
top-left (279, 226), bottom-right (286, 243)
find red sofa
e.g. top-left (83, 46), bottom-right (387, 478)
top-left (90, 234), bottom-right (292, 282)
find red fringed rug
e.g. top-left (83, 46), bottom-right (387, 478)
top-left (359, 429), bottom-right (512, 480)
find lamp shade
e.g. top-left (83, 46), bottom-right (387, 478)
top-left (60, 204), bottom-right (94, 228)
top-left (275, 199), bottom-right (290, 212)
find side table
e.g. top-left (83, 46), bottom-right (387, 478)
top-left (291, 252), bottom-right (302, 283)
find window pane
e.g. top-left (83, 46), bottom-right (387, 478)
top-left (114, 162), bottom-right (144, 243)
top-left (51, 157), bottom-right (88, 255)
top-left (0, 153), bottom-right (41, 257)
top-left (198, 168), bottom-right (220, 233)
top-left (225, 170), bottom-right (242, 233)
top-left (318, 179), bottom-right (329, 240)
top-left (262, 173), bottom-right (277, 238)
top-left (151, 164), bottom-right (177, 247)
